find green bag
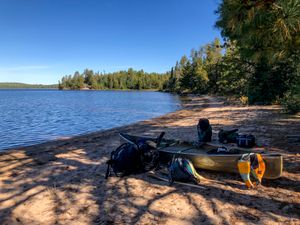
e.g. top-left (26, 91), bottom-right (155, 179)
top-left (218, 129), bottom-right (239, 143)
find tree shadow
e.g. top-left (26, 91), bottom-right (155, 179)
top-left (0, 96), bottom-right (299, 224)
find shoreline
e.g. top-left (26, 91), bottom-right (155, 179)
top-left (0, 95), bottom-right (299, 224)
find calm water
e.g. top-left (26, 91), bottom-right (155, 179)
top-left (0, 89), bottom-right (181, 150)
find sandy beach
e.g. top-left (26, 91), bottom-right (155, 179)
top-left (0, 95), bottom-right (299, 225)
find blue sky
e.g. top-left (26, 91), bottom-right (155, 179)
top-left (0, 0), bottom-right (221, 84)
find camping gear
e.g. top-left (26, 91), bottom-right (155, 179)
top-left (120, 132), bottom-right (178, 149)
top-left (120, 133), bottom-right (282, 179)
top-left (135, 137), bottom-right (160, 171)
top-left (218, 129), bottom-right (239, 143)
top-left (206, 146), bottom-right (240, 154)
top-left (237, 153), bottom-right (265, 188)
top-left (236, 134), bottom-right (256, 148)
top-left (105, 143), bottom-right (141, 178)
top-left (168, 156), bottom-right (202, 185)
top-left (197, 118), bottom-right (212, 142)
top-left (106, 132), bottom-right (164, 178)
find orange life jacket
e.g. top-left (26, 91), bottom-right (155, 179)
top-left (237, 153), bottom-right (265, 189)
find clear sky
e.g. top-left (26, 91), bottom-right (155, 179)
top-left (0, 0), bottom-right (221, 84)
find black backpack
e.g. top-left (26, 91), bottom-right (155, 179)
top-left (197, 118), bottom-right (212, 143)
top-left (105, 140), bottom-right (160, 178)
top-left (105, 143), bottom-right (141, 178)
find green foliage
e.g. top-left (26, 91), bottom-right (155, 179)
top-left (215, 0), bottom-right (300, 106)
top-left (216, 0), bottom-right (300, 62)
top-left (281, 91), bottom-right (300, 113)
top-left (163, 37), bottom-right (247, 96)
top-left (215, 43), bottom-right (249, 96)
top-left (58, 69), bottom-right (168, 90)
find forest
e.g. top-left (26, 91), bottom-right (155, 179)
top-left (59, 0), bottom-right (299, 113)
top-left (58, 69), bottom-right (168, 91)
top-left (0, 82), bottom-right (58, 89)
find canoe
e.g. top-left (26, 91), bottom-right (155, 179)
top-left (119, 133), bottom-right (283, 179)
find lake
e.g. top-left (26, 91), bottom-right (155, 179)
top-left (0, 89), bottom-right (181, 150)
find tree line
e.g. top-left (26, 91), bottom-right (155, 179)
top-left (59, 0), bottom-right (299, 113)
top-left (164, 0), bottom-right (299, 112)
top-left (0, 82), bottom-right (58, 89)
top-left (58, 68), bottom-right (169, 90)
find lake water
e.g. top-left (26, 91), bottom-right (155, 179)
top-left (0, 89), bottom-right (181, 150)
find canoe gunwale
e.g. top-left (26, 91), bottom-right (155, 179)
top-left (158, 149), bottom-right (282, 158)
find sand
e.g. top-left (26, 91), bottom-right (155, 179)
top-left (0, 95), bottom-right (299, 225)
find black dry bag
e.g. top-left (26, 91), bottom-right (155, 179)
top-left (197, 118), bottom-right (212, 143)
top-left (105, 143), bottom-right (141, 178)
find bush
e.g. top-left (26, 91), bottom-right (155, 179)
top-left (239, 96), bottom-right (249, 106)
top-left (281, 92), bottom-right (300, 114)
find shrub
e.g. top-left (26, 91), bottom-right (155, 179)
top-left (239, 96), bottom-right (249, 106)
top-left (281, 92), bottom-right (300, 114)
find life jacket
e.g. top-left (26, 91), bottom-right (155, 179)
top-left (237, 153), bottom-right (265, 189)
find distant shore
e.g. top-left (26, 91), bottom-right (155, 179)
top-left (0, 82), bottom-right (58, 89)
top-left (0, 95), bottom-right (299, 224)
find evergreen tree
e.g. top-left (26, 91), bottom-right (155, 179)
top-left (179, 60), bottom-right (192, 91)
top-left (216, 0), bottom-right (300, 103)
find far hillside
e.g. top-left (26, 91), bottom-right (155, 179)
top-left (0, 82), bottom-right (58, 89)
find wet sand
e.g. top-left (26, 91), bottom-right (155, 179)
top-left (0, 95), bottom-right (299, 225)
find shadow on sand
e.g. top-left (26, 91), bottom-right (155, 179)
top-left (0, 97), bottom-right (299, 224)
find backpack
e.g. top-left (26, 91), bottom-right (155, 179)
top-left (236, 134), bottom-right (256, 148)
top-left (197, 118), bottom-right (212, 143)
top-left (105, 143), bottom-right (141, 178)
top-left (168, 157), bottom-right (202, 185)
top-left (218, 129), bottom-right (239, 143)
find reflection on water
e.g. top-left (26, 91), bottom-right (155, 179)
top-left (0, 89), bottom-right (181, 150)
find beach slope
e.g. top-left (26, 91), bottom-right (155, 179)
top-left (0, 96), bottom-right (299, 225)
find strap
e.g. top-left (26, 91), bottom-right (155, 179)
top-left (105, 160), bottom-right (111, 179)
top-left (156, 132), bottom-right (165, 147)
top-left (238, 160), bottom-right (254, 188)
top-left (105, 144), bottom-right (121, 179)
top-left (251, 153), bottom-right (265, 184)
